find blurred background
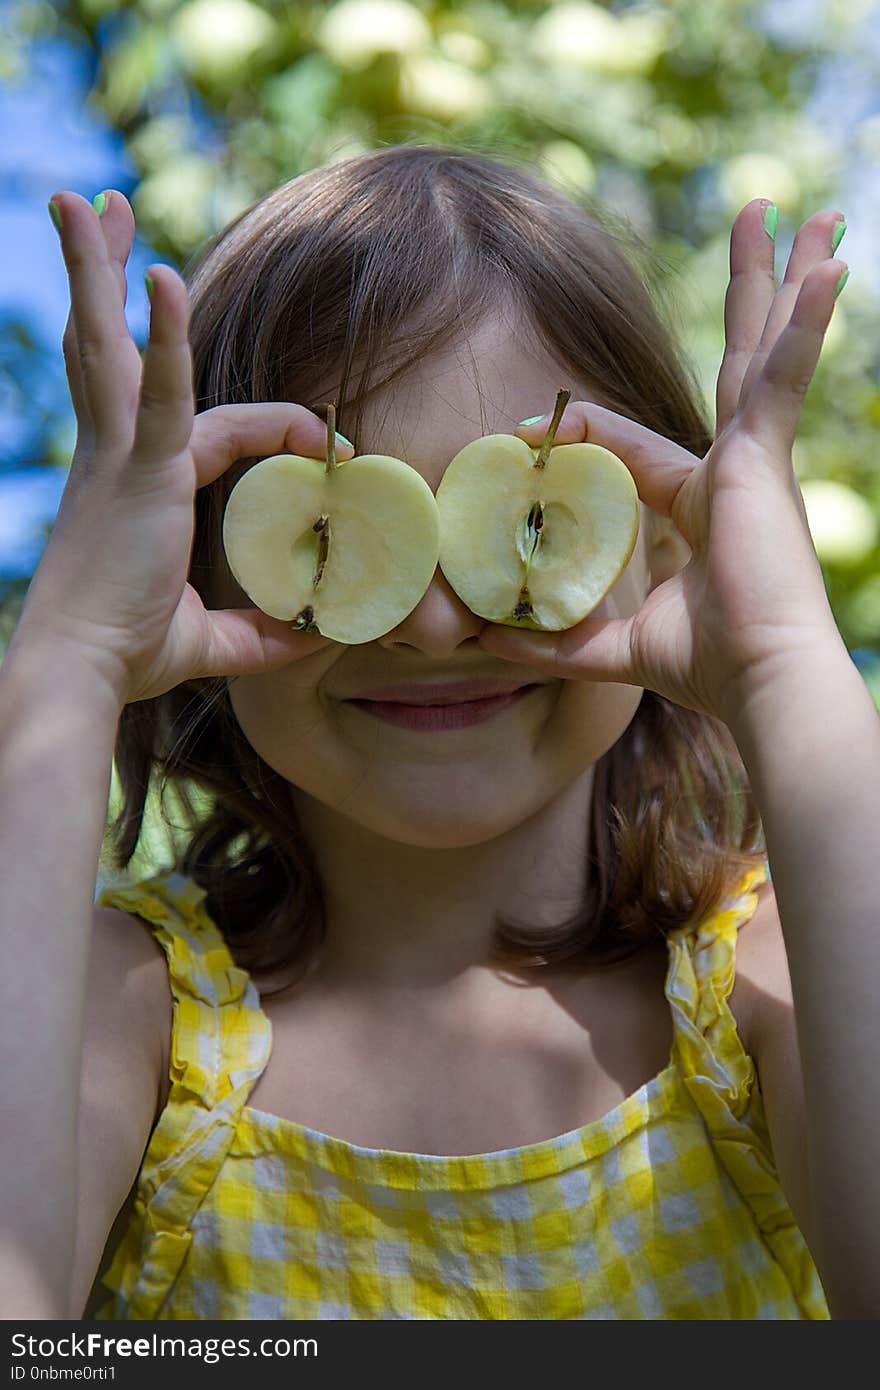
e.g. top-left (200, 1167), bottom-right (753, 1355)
top-left (2, 0), bottom-right (879, 691)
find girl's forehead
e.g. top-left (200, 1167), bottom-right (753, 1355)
top-left (351, 319), bottom-right (603, 493)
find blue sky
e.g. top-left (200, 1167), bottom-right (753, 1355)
top-left (0, 18), bottom-right (191, 578)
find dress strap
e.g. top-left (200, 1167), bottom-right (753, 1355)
top-left (94, 870), bottom-right (272, 1318)
top-left (666, 859), bottom-right (771, 1105)
top-left (665, 858), bottom-right (827, 1317)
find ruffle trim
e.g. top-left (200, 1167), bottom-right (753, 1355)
top-left (667, 861), bottom-right (771, 1110)
top-left (97, 871), bottom-right (269, 1105)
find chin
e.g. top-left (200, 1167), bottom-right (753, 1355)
top-left (328, 785), bottom-right (546, 851)
top-left (357, 816), bottom-right (525, 852)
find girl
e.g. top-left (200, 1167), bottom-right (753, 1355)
top-left (1, 144), bottom-right (877, 1322)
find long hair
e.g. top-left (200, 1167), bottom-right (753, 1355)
top-left (103, 143), bottom-right (765, 990)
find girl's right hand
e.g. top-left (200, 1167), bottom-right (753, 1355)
top-left (16, 189), bottom-right (353, 708)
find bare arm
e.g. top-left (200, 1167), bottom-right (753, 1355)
top-left (731, 645), bottom-right (880, 1319)
top-left (2, 188), bottom-right (345, 1318)
top-left (482, 206), bottom-right (868, 1313)
top-left (0, 638), bottom-right (125, 1316)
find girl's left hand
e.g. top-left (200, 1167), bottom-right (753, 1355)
top-left (478, 199), bottom-right (851, 729)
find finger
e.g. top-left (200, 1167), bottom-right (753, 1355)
top-left (736, 258), bottom-right (847, 460)
top-left (735, 206), bottom-right (846, 413)
top-left (61, 316), bottom-right (92, 435)
top-left (61, 190), bottom-right (138, 432)
top-left (715, 199), bottom-right (778, 435)
top-left (50, 190), bottom-right (144, 449)
top-left (129, 264), bottom-right (198, 467)
top-left (92, 190), bottom-right (137, 305)
top-left (477, 609), bottom-right (639, 687)
top-left (514, 399), bottom-right (697, 525)
top-left (196, 605), bottom-right (336, 681)
top-left (188, 402), bottom-right (357, 489)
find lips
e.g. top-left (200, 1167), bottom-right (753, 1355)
top-left (344, 680), bottom-right (537, 706)
top-left (343, 684), bottom-right (542, 731)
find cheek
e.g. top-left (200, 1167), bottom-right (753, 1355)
top-left (226, 649), bottom-right (340, 767)
top-left (554, 678), bottom-right (645, 771)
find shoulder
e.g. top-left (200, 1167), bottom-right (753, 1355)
top-left (86, 904), bottom-right (172, 1118)
top-left (70, 905), bottom-right (173, 1316)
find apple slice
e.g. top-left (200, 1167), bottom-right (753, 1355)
top-left (435, 389), bottom-right (640, 630)
top-left (222, 405), bottom-right (440, 644)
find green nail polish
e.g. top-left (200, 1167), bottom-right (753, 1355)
top-left (144, 272), bottom-right (154, 300)
top-left (92, 192), bottom-right (107, 217)
top-left (834, 268), bottom-right (849, 300)
top-left (335, 431), bottom-right (354, 449)
top-left (831, 218), bottom-right (847, 255)
top-left (763, 204), bottom-right (778, 240)
top-left (48, 200), bottom-right (62, 233)
top-left (517, 415), bottom-right (545, 427)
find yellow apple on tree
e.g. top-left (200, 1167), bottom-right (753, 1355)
top-left (435, 389), bottom-right (640, 630)
top-left (222, 405), bottom-right (441, 644)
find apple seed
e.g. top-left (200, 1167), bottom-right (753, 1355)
top-left (313, 516), bottom-right (331, 588)
top-left (291, 604), bottom-right (318, 631)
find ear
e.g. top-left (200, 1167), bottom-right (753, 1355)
top-left (647, 511), bottom-right (691, 591)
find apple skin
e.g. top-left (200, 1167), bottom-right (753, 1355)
top-left (435, 434), bottom-right (640, 630)
top-left (222, 452), bottom-right (441, 644)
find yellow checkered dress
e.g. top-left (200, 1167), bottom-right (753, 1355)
top-left (92, 862), bottom-right (829, 1319)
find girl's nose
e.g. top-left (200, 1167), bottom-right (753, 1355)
top-left (376, 566), bottom-right (485, 658)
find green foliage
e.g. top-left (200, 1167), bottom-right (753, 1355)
top-left (5, 0), bottom-right (880, 659)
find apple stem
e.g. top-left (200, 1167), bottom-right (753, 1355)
top-left (324, 402), bottom-right (337, 474)
top-left (312, 401), bottom-right (338, 593)
top-left (532, 388), bottom-right (571, 470)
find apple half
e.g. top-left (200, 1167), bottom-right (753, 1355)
top-left (222, 407), bottom-right (440, 644)
top-left (436, 390), bottom-right (640, 630)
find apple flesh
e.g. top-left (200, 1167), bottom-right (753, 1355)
top-left (435, 398), bottom-right (640, 630)
top-left (222, 414), bottom-right (440, 644)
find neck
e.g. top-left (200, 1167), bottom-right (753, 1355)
top-left (289, 770), bottom-right (595, 988)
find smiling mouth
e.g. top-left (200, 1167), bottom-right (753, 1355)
top-left (344, 678), bottom-right (549, 705)
top-left (343, 684), bottom-right (544, 731)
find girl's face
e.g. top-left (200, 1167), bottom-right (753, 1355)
top-left (220, 310), bottom-right (674, 849)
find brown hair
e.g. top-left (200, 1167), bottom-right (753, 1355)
top-left (104, 141), bottom-right (766, 989)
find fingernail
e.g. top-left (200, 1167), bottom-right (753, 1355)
top-left (144, 272), bottom-right (154, 300)
top-left (335, 431), bottom-right (354, 450)
top-left (517, 415), bottom-right (546, 427)
top-left (831, 218), bottom-right (847, 255)
top-left (48, 199), bottom-right (62, 233)
top-left (762, 203), bottom-right (778, 240)
top-left (92, 191), bottom-right (109, 217)
top-left (834, 268), bottom-right (850, 299)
